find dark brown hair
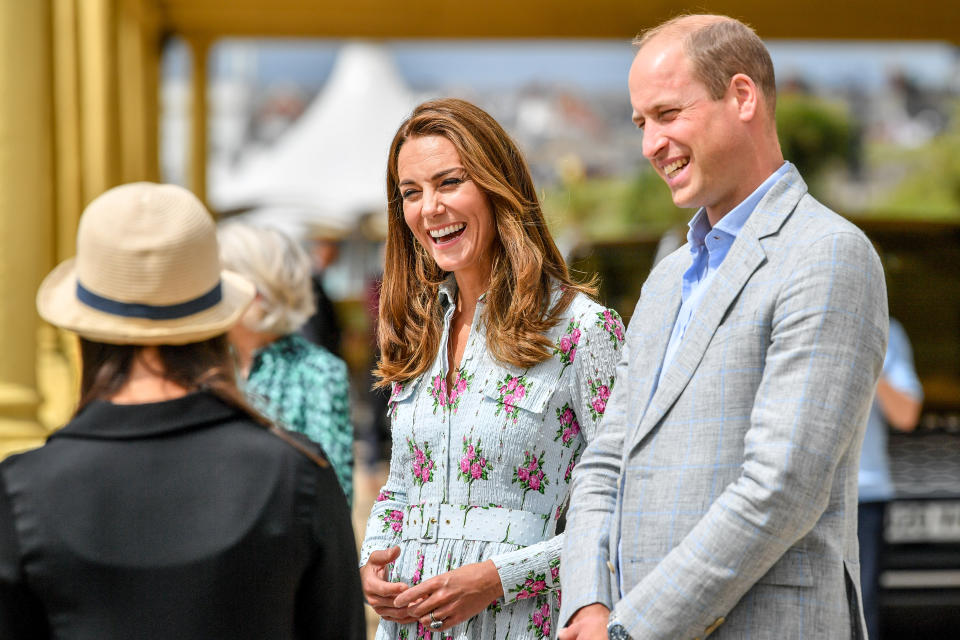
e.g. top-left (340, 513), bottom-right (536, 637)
top-left (375, 98), bottom-right (596, 386)
top-left (77, 336), bottom-right (328, 466)
top-left (77, 334), bottom-right (257, 414)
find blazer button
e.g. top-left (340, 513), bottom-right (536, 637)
top-left (606, 560), bottom-right (616, 575)
top-left (704, 616), bottom-right (725, 637)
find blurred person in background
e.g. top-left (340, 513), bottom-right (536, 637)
top-left (219, 222), bottom-right (353, 506)
top-left (0, 183), bottom-right (365, 639)
top-left (858, 317), bottom-right (923, 639)
top-left (359, 98), bottom-right (624, 639)
top-left (300, 221), bottom-right (344, 357)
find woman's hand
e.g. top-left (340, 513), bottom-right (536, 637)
top-left (393, 559), bottom-right (504, 633)
top-left (360, 547), bottom-right (417, 624)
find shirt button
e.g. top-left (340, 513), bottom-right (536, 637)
top-left (606, 560), bottom-right (616, 574)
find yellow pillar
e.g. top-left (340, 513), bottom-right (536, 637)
top-left (0, 0), bottom-right (55, 457)
top-left (117, 0), bottom-right (161, 183)
top-left (77, 0), bottom-right (120, 204)
top-left (188, 35), bottom-right (211, 203)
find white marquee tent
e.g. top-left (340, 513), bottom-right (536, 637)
top-left (209, 42), bottom-right (418, 236)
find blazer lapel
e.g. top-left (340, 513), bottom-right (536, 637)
top-left (627, 166), bottom-right (808, 450)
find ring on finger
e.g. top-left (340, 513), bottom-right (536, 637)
top-left (429, 610), bottom-right (443, 630)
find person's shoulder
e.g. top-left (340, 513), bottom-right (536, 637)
top-left (788, 193), bottom-right (871, 247)
top-left (281, 334), bottom-right (348, 375)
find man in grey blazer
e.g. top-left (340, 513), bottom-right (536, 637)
top-left (558, 15), bottom-right (887, 640)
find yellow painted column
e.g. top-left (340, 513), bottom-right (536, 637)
top-left (0, 0), bottom-right (55, 457)
top-left (188, 35), bottom-right (211, 203)
top-left (77, 0), bottom-right (120, 204)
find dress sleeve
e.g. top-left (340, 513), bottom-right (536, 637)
top-left (0, 469), bottom-right (50, 639)
top-left (491, 301), bottom-right (625, 606)
top-left (359, 404), bottom-right (411, 568)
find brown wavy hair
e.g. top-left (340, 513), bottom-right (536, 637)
top-left (375, 98), bottom-right (596, 386)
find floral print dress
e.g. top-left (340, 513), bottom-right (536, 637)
top-left (361, 279), bottom-right (624, 639)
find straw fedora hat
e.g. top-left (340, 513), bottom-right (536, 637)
top-left (37, 182), bottom-right (255, 345)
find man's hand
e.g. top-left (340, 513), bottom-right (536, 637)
top-left (557, 603), bottom-right (611, 640)
top-left (360, 547), bottom-right (417, 624)
top-left (393, 559), bottom-right (503, 633)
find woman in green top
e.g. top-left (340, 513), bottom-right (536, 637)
top-left (219, 222), bottom-right (353, 505)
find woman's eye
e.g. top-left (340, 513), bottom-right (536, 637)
top-left (440, 177), bottom-right (462, 188)
top-left (401, 189), bottom-right (420, 200)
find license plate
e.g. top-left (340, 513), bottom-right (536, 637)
top-left (886, 500), bottom-right (960, 543)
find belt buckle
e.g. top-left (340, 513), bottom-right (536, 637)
top-left (417, 502), bottom-right (440, 543)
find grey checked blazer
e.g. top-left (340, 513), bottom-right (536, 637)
top-left (560, 166), bottom-right (887, 640)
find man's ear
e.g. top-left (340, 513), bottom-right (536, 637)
top-left (730, 73), bottom-right (759, 122)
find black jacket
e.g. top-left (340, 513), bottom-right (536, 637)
top-left (0, 392), bottom-right (365, 639)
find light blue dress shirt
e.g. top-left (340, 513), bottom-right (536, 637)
top-left (858, 318), bottom-right (923, 502)
top-left (656, 162), bottom-right (792, 387)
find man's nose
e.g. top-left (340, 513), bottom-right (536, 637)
top-left (641, 123), bottom-right (666, 160)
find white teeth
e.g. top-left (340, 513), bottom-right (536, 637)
top-left (429, 223), bottom-right (465, 238)
top-left (663, 158), bottom-right (689, 177)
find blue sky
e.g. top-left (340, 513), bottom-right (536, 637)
top-left (169, 38), bottom-right (960, 94)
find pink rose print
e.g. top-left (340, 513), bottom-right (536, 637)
top-left (428, 367), bottom-right (473, 414)
top-left (587, 376), bottom-right (615, 421)
top-left (553, 320), bottom-right (582, 375)
top-left (508, 569), bottom-right (550, 601)
top-left (494, 374), bottom-right (531, 423)
top-left (596, 308), bottom-right (626, 346)
top-left (549, 557), bottom-right (561, 584)
top-left (379, 507), bottom-right (404, 536)
top-left (387, 381), bottom-right (405, 419)
top-left (553, 402), bottom-right (581, 447)
top-left (407, 438), bottom-right (435, 487)
top-left (512, 450), bottom-right (549, 507)
top-left (416, 622), bottom-right (432, 640)
top-left (457, 436), bottom-right (493, 501)
top-left (523, 594), bottom-right (553, 639)
top-left (376, 489), bottom-right (395, 503)
top-left (564, 443), bottom-right (582, 484)
top-left (411, 549), bottom-right (426, 586)
top-left (398, 629), bottom-right (409, 640)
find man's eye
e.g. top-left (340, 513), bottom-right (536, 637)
top-left (660, 109), bottom-right (678, 121)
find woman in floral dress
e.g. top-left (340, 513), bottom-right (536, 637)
top-left (360, 98), bottom-right (624, 640)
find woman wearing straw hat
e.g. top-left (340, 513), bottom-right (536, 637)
top-left (0, 183), bottom-right (365, 639)
top-left (359, 99), bottom-right (623, 639)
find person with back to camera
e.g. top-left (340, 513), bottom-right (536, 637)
top-left (558, 14), bottom-right (888, 640)
top-left (0, 183), bottom-right (365, 639)
top-left (218, 221), bottom-right (354, 506)
top-left (359, 98), bottom-right (625, 639)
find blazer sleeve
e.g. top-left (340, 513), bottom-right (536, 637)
top-left (490, 302), bottom-right (624, 607)
top-left (612, 231), bottom-right (888, 639)
top-left (0, 469), bottom-right (50, 640)
top-left (295, 461), bottom-right (366, 640)
top-left (558, 302), bottom-right (640, 626)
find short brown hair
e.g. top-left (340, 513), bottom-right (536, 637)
top-left (634, 14), bottom-right (776, 115)
top-left (376, 98), bottom-right (595, 385)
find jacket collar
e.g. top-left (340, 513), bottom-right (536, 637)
top-left (50, 391), bottom-right (244, 441)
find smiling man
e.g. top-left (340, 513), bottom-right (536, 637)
top-left (558, 15), bottom-right (888, 640)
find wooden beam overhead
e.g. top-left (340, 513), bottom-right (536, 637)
top-left (155, 1), bottom-right (960, 43)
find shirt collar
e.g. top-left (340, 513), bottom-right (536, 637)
top-left (686, 161), bottom-right (792, 248)
top-left (50, 391), bottom-right (245, 440)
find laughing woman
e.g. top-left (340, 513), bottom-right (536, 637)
top-left (359, 98), bottom-right (625, 639)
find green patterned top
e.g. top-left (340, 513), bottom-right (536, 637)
top-left (245, 333), bottom-right (353, 506)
